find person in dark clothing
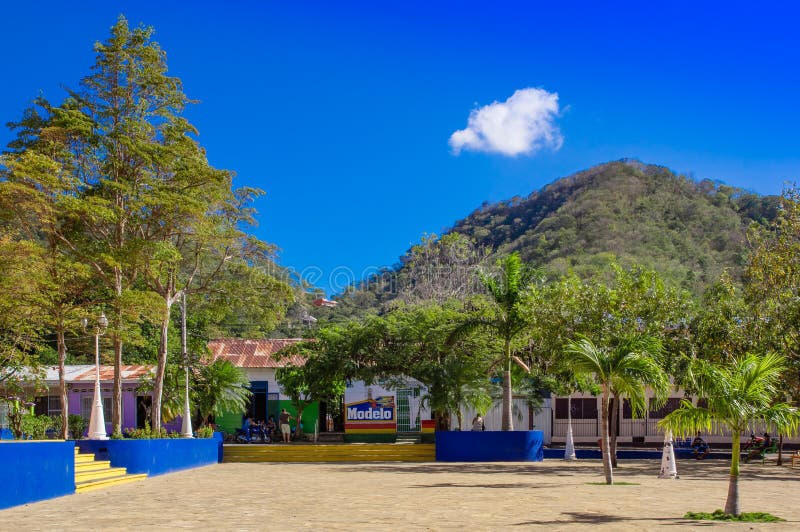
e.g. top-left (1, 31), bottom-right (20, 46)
top-left (692, 432), bottom-right (709, 459)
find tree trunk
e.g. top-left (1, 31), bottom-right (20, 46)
top-left (610, 394), bottom-right (619, 467)
top-left (501, 339), bottom-right (513, 431)
top-left (777, 434), bottom-right (783, 466)
top-left (456, 411), bottom-right (463, 431)
top-left (600, 387), bottom-right (614, 484)
top-left (151, 301), bottom-right (172, 430)
top-left (435, 409), bottom-right (450, 431)
top-left (57, 330), bottom-right (69, 439)
top-left (295, 404), bottom-right (304, 438)
top-left (724, 431), bottom-right (741, 515)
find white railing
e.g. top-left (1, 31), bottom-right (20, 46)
top-left (553, 419), bottom-right (598, 438)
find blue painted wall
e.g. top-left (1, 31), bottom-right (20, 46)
top-left (436, 431), bottom-right (544, 462)
top-left (0, 441), bottom-right (75, 510)
top-left (77, 437), bottom-right (219, 476)
top-left (0, 428), bottom-right (13, 440)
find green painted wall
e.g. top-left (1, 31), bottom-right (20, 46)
top-left (216, 410), bottom-right (244, 435)
top-left (279, 400), bottom-right (320, 436)
top-left (217, 400), bottom-right (321, 437)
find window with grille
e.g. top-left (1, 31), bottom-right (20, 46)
top-left (80, 396), bottom-right (115, 420)
top-left (34, 395), bottom-right (62, 416)
top-left (555, 398), bottom-right (598, 419)
top-left (648, 397), bottom-right (682, 419)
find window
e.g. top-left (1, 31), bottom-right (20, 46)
top-left (555, 398), bottom-right (598, 419)
top-left (80, 396), bottom-right (116, 421)
top-left (34, 396), bottom-right (62, 416)
top-left (648, 397), bottom-right (682, 419)
top-left (48, 396), bottom-right (62, 416)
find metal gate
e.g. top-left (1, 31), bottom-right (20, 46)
top-left (396, 388), bottom-right (421, 432)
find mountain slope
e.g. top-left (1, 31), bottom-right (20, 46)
top-left (317, 160), bottom-right (779, 322)
top-left (450, 160), bottom-right (778, 292)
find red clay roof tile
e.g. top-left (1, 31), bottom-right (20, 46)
top-left (208, 338), bottom-right (306, 368)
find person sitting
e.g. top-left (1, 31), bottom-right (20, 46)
top-left (692, 432), bottom-right (709, 459)
top-left (265, 416), bottom-right (276, 440)
top-left (745, 432), bottom-right (772, 463)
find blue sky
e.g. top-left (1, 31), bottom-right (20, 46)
top-left (2, 1), bottom-right (798, 294)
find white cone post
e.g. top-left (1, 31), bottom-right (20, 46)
top-left (658, 430), bottom-right (678, 479)
top-left (564, 396), bottom-right (577, 460)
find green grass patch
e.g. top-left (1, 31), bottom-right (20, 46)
top-left (684, 510), bottom-right (784, 522)
top-left (586, 481), bottom-right (640, 485)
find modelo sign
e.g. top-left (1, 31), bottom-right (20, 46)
top-left (346, 396), bottom-right (395, 424)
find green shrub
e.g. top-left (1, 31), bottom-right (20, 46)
top-left (68, 414), bottom-right (88, 440)
top-left (684, 510), bottom-right (784, 522)
top-left (195, 426), bottom-right (214, 438)
top-left (123, 421), bottom-right (181, 439)
top-left (49, 415), bottom-right (64, 438)
top-left (20, 414), bottom-right (53, 440)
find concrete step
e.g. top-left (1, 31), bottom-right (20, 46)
top-left (74, 448), bottom-right (148, 493)
top-left (74, 453), bottom-right (97, 464)
top-left (75, 460), bottom-right (113, 472)
top-left (75, 467), bottom-right (130, 483)
top-left (316, 433), bottom-right (345, 443)
top-left (223, 443), bottom-right (435, 463)
top-left (75, 474), bottom-right (147, 493)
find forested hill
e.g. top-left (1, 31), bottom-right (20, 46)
top-left (304, 160), bottom-right (780, 326)
top-left (448, 160), bottom-right (778, 292)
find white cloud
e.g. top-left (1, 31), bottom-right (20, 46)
top-left (449, 87), bottom-right (563, 156)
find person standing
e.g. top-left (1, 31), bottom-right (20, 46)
top-left (279, 408), bottom-right (294, 443)
top-left (471, 414), bottom-right (485, 432)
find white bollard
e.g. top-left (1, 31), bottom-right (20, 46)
top-left (659, 430), bottom-right (679, 479)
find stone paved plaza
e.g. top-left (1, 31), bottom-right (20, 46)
top-left (3, 459), bottom-right (799, 530)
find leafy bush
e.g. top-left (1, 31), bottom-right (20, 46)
top-left (124, 421), bottom-right (181, 439)
top-left (195, 426), bottom-right (214, 438)
top-left (20, 414), bottom-right (53, 440)
top-left (49, 415), bottom-right (63, 438)
top-left (684, 510), bottom-right (784, 522)
top-left (68, 414), bottom-right (88, 440)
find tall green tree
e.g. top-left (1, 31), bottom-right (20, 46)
top-left (659, 354), bottom-right (800, 516)
top-left (744, 187), bottom-right (800, 403)
top-left (449, 253), bottom-right (539, 431)
top-left (0, 150), bottom-right (94, 439)
top-left (275, 353), bottom-right (346, 438)
top-left (0, 236), bottom-right (44, 387)
top-left (563, 335), bottom-right (668, 484)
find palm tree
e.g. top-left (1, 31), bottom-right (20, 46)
top-left (659, 353), bottom-right (800, 516)
top-left (563, 335), bottom-right (668, 484)
top-left (195, 359), bottom-right (252, 427)
top-left (449, 253), bottom-right (539, 430)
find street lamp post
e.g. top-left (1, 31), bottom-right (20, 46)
top-left (180, 292), bottom-right (193, 438)
top-left (84, 312), bottom-right (109, 440)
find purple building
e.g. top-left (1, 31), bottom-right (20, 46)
top-left (27, 365), bottom-right (181, 434)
